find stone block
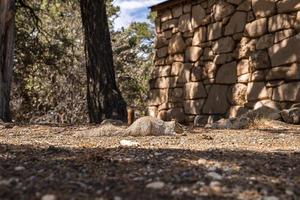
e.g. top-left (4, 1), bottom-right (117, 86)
top-left (252, 0), bottom-right (276, 18)
top-left (162, 19), bottom-right (178, 31)
top-left (148, 106), bottom-right (158, 118)
top-left (192, 26), bottom-right (206, 45)
top-left (172, 6), bottom-right (183, 18)
top-left (214, 53), bottom-right (234, 65)
top-left (250, 70), bottom-right (266, 82)
top-left (277, 0), bottom-right (300, 13)
top-left (178, 63), bottom-right (193, 83)
top-left (184, 100), bottom-right (205, 115)
top-left (190, 66), bottom-right (203, 81)
top-left (272, 82), bottom-right (300, 102)
top-left (185, 46), bottom-right (203, 62)
top-left (256, 34), bottom-right (274, 50)
top-left (191, 4), bottom-right (206, 28)
top-left (156, 47), bottom-right (168, 58)
top-left (231, 83), bottom-right (247, 105)
top-left (245, 18), bottom-right (267, 38)
top-left (212, 37), bottom-right (235, 54)
top-left (249, 50), bottom-right (270, 70)
top-left (148, 89), bottom-right (168, 106)
top-left (203, 62), bottom-right (217, 79)
top-left (207, 22), bottom-right (222, 41)
top-left (238, 73), bottom-right (250, 83)
top-left (216, 62), bottom-right (237, 84)
top-left (168, 33), bottom-right (186, 55)
top-left (237, 59), bottom-right (250, 76)
top-left (247, 82), bottom-right (269, 101)
top-left (274, 29), bottom-right (295, 43)
top-left (268, 33), bottom-right (300, 67)
top-left (225, 12), bottom-right (247, 35)
top-left (161, 10), bottom-right (173, 22)
top-left (203, 85), bottom-right (230, 114)
top-left (268, 14), bottom-right (295, 33)
top-left (151, 65), bottom-right (171, 78)
top-left (266, 63), bottom-right (300, 81)
top-left (178, 14), bottom-right (193, 32)
top-left (213, 1), bottom-right (235, 21)
top-left (171, 62), bottom-right (184, 76)
top-left (184, 82), bottom-right (207, 99)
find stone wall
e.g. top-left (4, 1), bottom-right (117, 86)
top-left (148, 0), bottom-right (300, 124)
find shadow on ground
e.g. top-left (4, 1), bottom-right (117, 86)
top-left (0, 144), bottom-right (299, 200)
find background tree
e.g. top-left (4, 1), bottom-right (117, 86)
top-left (0, 0), bottom-right (15, 122)
top-left (11, 0), bottom-right (154, 124)
top-left (80, 0), bottom-right (127, 123)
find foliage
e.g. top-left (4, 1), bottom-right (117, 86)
top-left (12, 0), bottom-right (155, 123)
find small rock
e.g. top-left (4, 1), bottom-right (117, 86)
top-left (280, 108), bottom-right (300, 124)
top-left (14, 166), bottom-right (25, 171)
top-left (119, 140), bottom-right (140, 147)
top-left (146, 181), bottom-right (165, 189)
top-left (207, 172), bottom-right (223, 180)
top-left (41, 194), bottom-right (57, 200)
top-left (209, 181), bottom-right (222, 194)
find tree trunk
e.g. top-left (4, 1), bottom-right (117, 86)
top-left (80, 0), bottom-right (127, 123)
top-left (0, 0), bottom-right (15, 122)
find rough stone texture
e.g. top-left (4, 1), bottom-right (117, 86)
top-left (192, 27), bottom-right (207, 45)
top-left (184, 82), bottom-right (207, 99)
top-left (277, 0), bottom-right (300, 13)
top-left (191, 4), bottom-right (206, 28)
top-left (237, 59), bottom-right (249, 76)
top-left (268, 14), bottom-right (295, 33)
top-left (151, 65), bottom-right (171, 78)
top-left (213, 1), bottom-right (235, 21)
top-left (216, 62), bottom-right (237, 84)
top-left (266, 63), bottom-right (300, 81)
top-left (212, 37), bottom-right (235, 54)
top-left (256, 34), bottom-right (274, 50)
top-left (190, 66), bottom-right (202, 81)
top-left (156, 47), bottom-right (168, 58)
top-left (178, 14), bottom-right (192, 32)
top-left (171, 62), bottom-right (184, 76)
top-left (272, 82), bottom-right (300, 102)
top-left (168, 33), bottom-right (186, 55)
top-left (228, 106), bottom-right (249, 118)
top-left (150, 0), bottom-right (300, 124)
top-left (268, 33), bottom-right (300, 67)
top-left (161, 10), bottom-right (173, 22)
top-left (172, 6), bottom-right (183, 18)
top-left (225, 12), bottom-right (247, 35)
top-left (231, 83), bottom-right (247, 105)
top-left (184, 100), bottom-right (205, 115)
top-left (245, 18), bottom-right (267, 38)
top-left (252, 0), bottom-right (276, 18)
top-left (185, 46), bottom-right (203, 62)
top-left (249, 50), bottom-right (270, 70)
top-left (274, 29), bottom-right (295, 43)
top-left (162, 19), bottom-right (178, 31)
top-left (247, 82), bottom-right (269, 101)
top-left (280, 108), bottom-right (300, 124)
top-left (207, 22), bottom-right (222, 41)
top-left (203, 85), bottom-right (230, 114)
top-left (214, 53), bottom-right (233, 65)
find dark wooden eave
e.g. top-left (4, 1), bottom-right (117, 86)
top-left (150, 0), bottom-right (193, 12)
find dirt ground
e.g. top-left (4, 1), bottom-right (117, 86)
top-left (0, 123), bottom-right (300, 200)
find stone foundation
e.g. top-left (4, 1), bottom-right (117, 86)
top-left (149, 0), bottom-right (300, 123)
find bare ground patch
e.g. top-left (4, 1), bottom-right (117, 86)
top-left (0, 124), bottom-right (300, 200)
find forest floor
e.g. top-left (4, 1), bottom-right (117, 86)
top-left (0, 123), bottom-right (300, 200)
